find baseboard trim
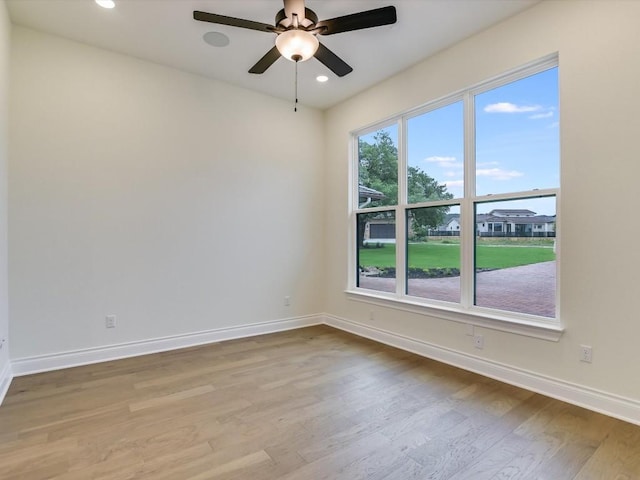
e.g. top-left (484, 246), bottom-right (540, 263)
top-left (0, 361), bottom-right (12, 405)
top-left (6, 313), bottom-right (640, 426)
top-left (11, 315), bottom-right (322, 377)
top-left (323, 314), bottom-right (640, 426)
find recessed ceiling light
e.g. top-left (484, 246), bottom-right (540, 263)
top-left (203, 31), bottom-right (230, 48)
top-left (95, 0), bottom-right (115, 9)
top-left (316, 75), bottom-right (329, 83)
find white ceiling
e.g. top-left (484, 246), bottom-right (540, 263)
top-left (6, 0), bottom-right (540, 110)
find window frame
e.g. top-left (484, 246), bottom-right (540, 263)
top-left (347, 55), bottom-right (562, 341)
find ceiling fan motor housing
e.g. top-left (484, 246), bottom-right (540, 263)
top-left (275, 8), bottom-right (318, 29)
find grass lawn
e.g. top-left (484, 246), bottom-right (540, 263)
top-left (359, 242), bottom-right (555, 270)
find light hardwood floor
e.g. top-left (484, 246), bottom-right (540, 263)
top-left (1, 325), bottom-right (639, 479)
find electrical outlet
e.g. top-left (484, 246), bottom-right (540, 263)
top-left (284, 296), bottom-right (291, 307)
top-left (105, 315), bottom-right (116, 329)
top-left (580, 345), bottom-right (593, 363)
top-left (474, 334), bottom-right (484, 349)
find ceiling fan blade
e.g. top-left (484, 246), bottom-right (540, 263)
top-left (314, 42), bottom-right (353, 77)
top-left (316, 6), bottom-right (397, 36)
top-left (283, 0), bottom-right (306, 24)
top-left (249, 46), bottom-right (282, 74)
top-left (193, 11), bottom-right (274, 33)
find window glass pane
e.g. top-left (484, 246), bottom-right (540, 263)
top-left (475, 196), bottom-right (556, 317)
top-left (407, 205), bottom-right (460, 303)
top-left (357, 211), bottom-right (396, 293)
top-left (475, 67), bottom-right (559, 196)
top-left (358, 126), bottom-right (398, 208)
top-left (407, 101), bottom-right (463, 201)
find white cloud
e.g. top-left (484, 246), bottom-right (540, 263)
top-left (484, 102), bottom-right (542, 113)
top-left (476, 161), bottom-right (499, 167)
top-left (424, 156), bottom-right (462, 168)
top-left (529, 111), bottom-right (554, 119)
top-left (444, 180), bottom-right (464, 188)
top-left (476, 168), bottom-right (524, 180)
top-left (548, 121), bottom-right (559, 129)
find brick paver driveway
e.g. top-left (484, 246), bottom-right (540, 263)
top-left (359, 261), bottom-right (556, 317)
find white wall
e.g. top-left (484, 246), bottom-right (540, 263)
top-left (7, 0), bottom-right (640, 418)
top-left (0, 0), bottom-right (10, 379)
top-left (324, 1), bottom-right (640, 402)
top-left (9, 27), bottom-right (324, 359)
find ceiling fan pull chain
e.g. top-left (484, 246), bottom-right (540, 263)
top-left (293, 54), bottom-right (302, 112)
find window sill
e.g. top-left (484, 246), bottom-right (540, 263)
top-left (345, 289), bottom-right (564, 342)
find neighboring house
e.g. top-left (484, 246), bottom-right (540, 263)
top-left (363, 208), bottom-right (556, 243)
top-left (358, 185), bottom-right (396, 244)
top-left (363, 219), bottom-right (396, 245)
top-left (439, 214), bottom-right (461, 233)
top-left (476, 209), bottom-right (556, 237)
top-left (431, 209), bottom-right (556, 237)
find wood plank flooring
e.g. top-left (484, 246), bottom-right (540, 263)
top-left (1, 325), bottom-right (639, 479)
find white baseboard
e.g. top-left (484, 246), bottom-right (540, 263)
top-left (11, 315), bottom-right (322, 377)
top-left (5, 313), bottom-right (640, 426)
top-left (0, 361), bottom-right (12, 405)
top-left (323, 314), bottom-right (640, 426)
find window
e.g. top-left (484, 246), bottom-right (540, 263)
top-left (351, 57), bottom-right (559, 326)
top-left (357, 125), bottom-right (399, 294)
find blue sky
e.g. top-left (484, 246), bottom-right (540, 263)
top-left (361, 67), bottom-right (559, 215)
top-left (409, 66), bottom-right (559, 215)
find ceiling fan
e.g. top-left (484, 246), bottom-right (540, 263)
top-left (193, 0), bottom-right (397, 77)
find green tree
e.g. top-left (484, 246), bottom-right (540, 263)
top-left (358, 131), bottom-right (453, 245)
top-left (407, 166), bottom-right (453, 240)
top-left (358, 131), bottom-right (398, 206)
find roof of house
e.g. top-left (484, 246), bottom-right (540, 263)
top-left (443, 214), bottom-right (460, 224)
top-left (480, 215), bottom-right (556, 225)
top-left (358, 185), bottom-right (385, 200)
top-left (488, 209), bottom-right (536, 217)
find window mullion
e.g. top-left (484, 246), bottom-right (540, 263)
top-left (349, 133), bottom-right (359, 289)
top-left (460, 91), bottom-right (476, 309)
top-left (396, 117), bottom-right (407, 297)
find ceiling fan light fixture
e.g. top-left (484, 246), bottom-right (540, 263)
top-left (275, 30), bottom-right (319, 62)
